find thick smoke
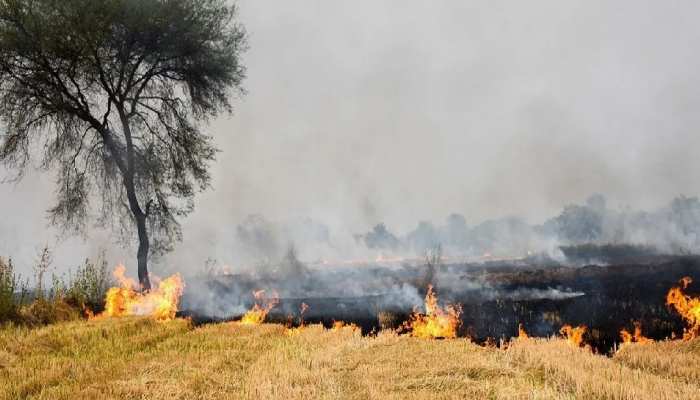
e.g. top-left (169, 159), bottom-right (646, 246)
top-left (214, 193), bottom-right (700, 268)
top-left (2, 1), bottom-right (700, 320)
top-left (179, 193), bottom-right (699, 319)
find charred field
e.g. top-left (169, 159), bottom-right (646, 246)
top-left (179, 252), bottom-right (700, 354)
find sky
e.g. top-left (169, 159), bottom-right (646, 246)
top-left (2, 0), bottom-right (700, 276)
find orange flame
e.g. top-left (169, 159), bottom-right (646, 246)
top-left (240, 290), bottom-right (279, 325)
top-left (560, 324), bottom-right (587, 347)
top-left (518, 323), bottom-right (529, 339)
top-left (284, 303), bottom-right (310, 336)
top-left (331, 320), bottom-right (360, 333)
top-left (666, 276), bottom-right (700, 340)
top-left (405, 285), bottom-right (462, 339)
top-left (102, 264), bottom-right (184, 321)
top-left (620, 321), bottom-right (653, 345)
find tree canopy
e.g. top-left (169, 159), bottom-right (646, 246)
top-left (0, 0), bottom-right (247, 288)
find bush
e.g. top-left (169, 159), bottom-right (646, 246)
top-left (0, 247), bottom-right (112, 326)
top-left (11, 249), bottom-right (112, 326)
top-left (19, 297), bottom-right (80, 325)
top-left (0, 257), bottom-right (27, 322)
top-left (63, 253), bottom-right (112, 314)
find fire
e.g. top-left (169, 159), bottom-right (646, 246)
top-left (331, 320), bottom-right (360, 333)
top-left (560, 324), bottom-right (587, 347)
top-left (666, 276), bottom-right (700, 340)
top-left (102, 264), bottom-right (184, 321)
top-left (284, 303), bottom-right (309, 336)
top-left (518, 323), bottom-right (529, 339)
top-left (620, 321), bottom-right (653, 345)
top-left (240, 290), bottom-right (279, 325)
top-left (405, 285), bottom-right (462, 339)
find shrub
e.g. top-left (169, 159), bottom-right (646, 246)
top-left (16, 248), bottom-right (111, 325)
top-left (1, 248), bottom-right (111, 326)
top-left (0, 257), bottom-right (27, 322)
top-left (19, 298), bottom-right (80, 325)
top-left (64, 253), bottom-right (112, 314)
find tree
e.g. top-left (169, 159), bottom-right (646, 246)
top-left (363, 223), bottom-right (400, 250)
top-left (0, 0), bottom-right (246, 290)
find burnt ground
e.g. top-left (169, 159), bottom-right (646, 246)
top-left (179, 254), bottom-right (700, 354)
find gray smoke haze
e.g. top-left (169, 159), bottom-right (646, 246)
top-left (3, 1), bottom-right (700, 280)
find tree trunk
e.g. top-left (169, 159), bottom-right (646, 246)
top-left (136, 213), bottom-right (151, 291)
top-left (115, 107), bottom-right (152, 292)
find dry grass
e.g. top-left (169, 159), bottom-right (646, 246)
top-left (613, 339), bottom-right (700, 383)
top-left (1, 318), bottom-right (699, 399)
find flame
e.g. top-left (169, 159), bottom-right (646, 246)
top-left (518, 323), bottom-right (529, 339)
top-left (284, 303), bottom-right (310, 336)
top-left (620, 321), bottom-right (653, 345)
top-left (405, 285), bottom-right (462, 339)
top-left (240, 290), bottom-right (279, 325)
top-left (331, 320), bottom-right (360, 333)
top-left (101, 264), bottom-right (184, 321)
top-left (666, 276), bottom-right (700, 340)
top-left (560, 324), bottom-right (587, 347)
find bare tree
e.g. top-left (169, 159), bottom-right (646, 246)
top-left (0, 0), bottom-right (246, 289)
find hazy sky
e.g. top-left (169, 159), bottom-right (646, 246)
top-left (3, 0), bottom-right (700, 275)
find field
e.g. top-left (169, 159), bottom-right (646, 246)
top-left (2, 317), bottom-right (699, 400)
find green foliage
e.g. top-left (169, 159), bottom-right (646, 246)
top-left (0, 257), bottom-right (27, 321)
top-left (63, 253), bottom-right (112, 313)
top-left (0, 0), bottom-right (247, 287)
top-left (0, 247), bottom-right (111, 325)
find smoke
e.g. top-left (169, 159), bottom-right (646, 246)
top-left (493, 288), bottom-right (585, 302)
top-left (188, 193), bottom-right (700, 272)
top-left (3, 0), bottom-right (700, 280)
top-left (180, 245), bottom-right (590, 320)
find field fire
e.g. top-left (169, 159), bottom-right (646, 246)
top-left (102, 265), bottom-right (184, 321)
top-left (3, 0), bottom-right (700, 398)
top-left (666, 277), bottom-right (700, 340)
top-left (173, 251), bottom-right (700, 355)
top-left (85, 252), bottom-right (700, 356)
top-left (239, 290), bottom-right (279, 325)
top-left (3, 254), bottom-right (700, 399)
top-left (88, 252), bottom-right (700, 356)
top-left (403, 285), bottom-right (462, 339)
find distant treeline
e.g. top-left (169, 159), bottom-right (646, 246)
top-left (231, 194), bottom-right (700, 262)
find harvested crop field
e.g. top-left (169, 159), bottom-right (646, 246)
top-left (2, 317), bottom-right (699, 400)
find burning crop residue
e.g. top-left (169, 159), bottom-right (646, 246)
top-left (284, 302), bottom-right (309, 336)
top-left (666, 276), bottom-right (700, 340)
top-left (240, 290), bottom-right (279, 325)
top-left (102, 264), bottom-right (184, 321)
top-left (560, 324), bottom-right (587, 348)
top-left (331, 320), bottom-right (360, 333)
top-left (620, 321), bottom-right (653, 345)
top-left (405, 285), bottom-right (462, 339)
top-left (518, 323), bottom-right (529, 340)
